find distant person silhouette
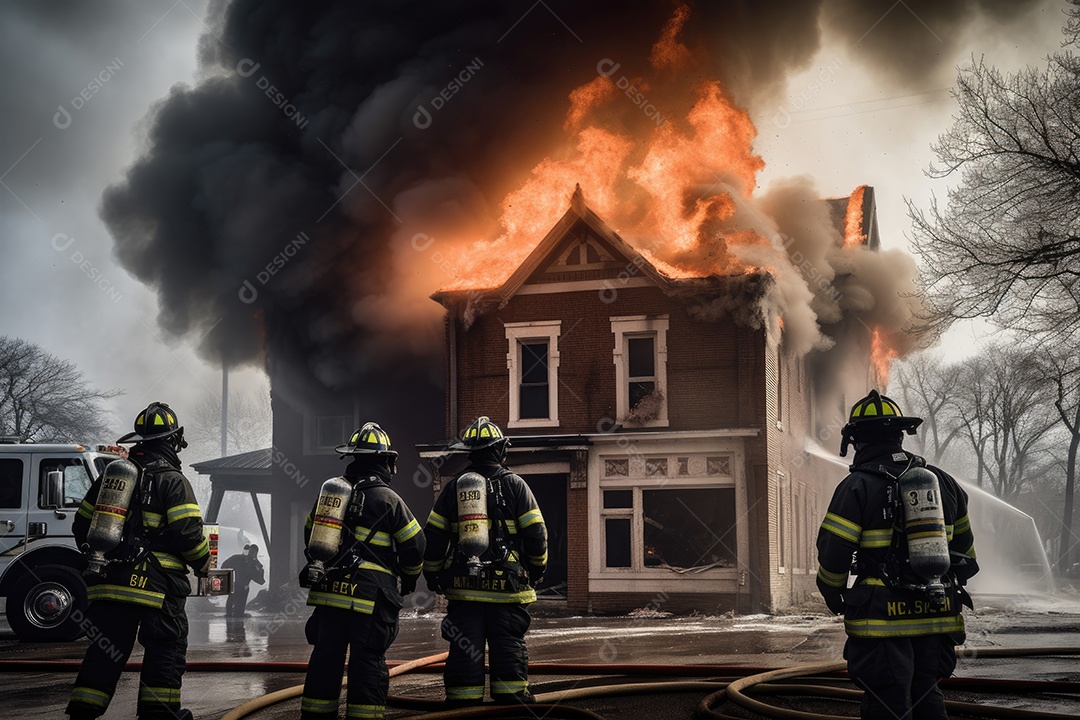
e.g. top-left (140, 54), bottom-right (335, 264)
top-left (223, 544), bottom-right (265, 618)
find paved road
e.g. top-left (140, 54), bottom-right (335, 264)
top-left (2, 596), bottom-right (1079, 719)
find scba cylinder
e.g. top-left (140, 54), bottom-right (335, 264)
top-left (84, 459), bottom-right (140, 577)
top-left (899, 467), bottom-right (951, 601)
top-left (305, 476), bottom-right (354, 585)
top-left (456, 472), bottom-right (489, 577)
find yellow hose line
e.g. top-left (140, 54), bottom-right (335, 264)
top-left (218, 651), bottom-right (449, 720)
top-left (723, 661), bottom-right (850, 720)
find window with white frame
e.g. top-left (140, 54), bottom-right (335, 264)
top-left (505, 321), bottom-right (561, 428)
top-left (610, 315), bottom-right (668, 427)
top-left (598, 453), bottom-right (738, 573)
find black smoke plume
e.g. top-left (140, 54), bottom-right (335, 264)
top-left (101, 0), bottom-right (1044, 400)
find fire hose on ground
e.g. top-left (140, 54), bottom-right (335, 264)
top-left (3, 648), bottom-right (1080, 719)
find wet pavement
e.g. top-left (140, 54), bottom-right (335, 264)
top-left (3, 594), bottom-right (1080, 719)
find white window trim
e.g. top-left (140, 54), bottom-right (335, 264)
top-left (586, 436), bottom-right (751, 593)
top-left (610, 315), bottom-right (669, 428)
top-left (505, 320), bottom-right (561, 429)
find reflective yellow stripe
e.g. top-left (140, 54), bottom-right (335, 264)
top-left (346, 704), bottom-right (384, 719)
top-left (302, 697), bottom-right (339, 713)
top-left (821, 512), bottom-right (861, 543)
top-left (181, 537), bottom-right (210, 561)
top-left (71, 686), bottom-right (110, 708)
top-left (353, 527), bottom-right (392, 547)
top-left (305, 515), bottom-right (314, 530)
top-left (528, 552), bottom-right (548, 565)
top-left (306, 592), bottom-right (375, 613)
top-left (446, 686), bottom-right (485, 700)
top-left (400, 563), bottom-right (423, 575)
top-left (139, 686), bottom-right (181, 702)
top-left (152, 552), bottom-right (186, 572)
top-left (424, 559), bottom-right (445, 572)
top-left (445, 587), bottom-right (537, 603)
top-left (491, 678), bottom-right (528, 694)
top-left (166, 503), bottom-right (202, 523)
top-left (394, 519), bottom-right (421, 542)
top-left (945, 524), bottom-right (954, 541)
top-left (845, 615), bottom-right (965, 638)
top-left (964, 544), bottom-right (977, 559)
top-left (817, 564), bottom-right (848, 588)
top-left (426, 511), bottom-right (448, 531)
top-left (87, 584), bottom-right (165, 608)
top-left (954, 514), bottom-right (971, 534)
top-left (860, 577), bottom-right (886, 586)
top-left (142, 511), bottom-right (163, 529)
top-left (78, 500), bottom-right (95, 520)
top-left (517, 508), bottom-right (543, 529)
top-left (859, 528), bottom-right (892, 549)
top-left (356, 560), bottom-right (393, 576)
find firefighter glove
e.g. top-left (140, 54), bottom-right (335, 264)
top-left (400, 574), bottom-right (417, 596)
top-left (824, 591), bottom-right (845, 616)
top-left (423, 570), bottom-right (443, 595)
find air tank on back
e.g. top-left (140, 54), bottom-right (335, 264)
top-left (83, 459), bottom-right (140, 578)
top-left (456, 472), bottom-right (489, 577)
top-left (898, 467), bottom-right (951, 604)
top-left (304, 476), bottom-right (354, 586)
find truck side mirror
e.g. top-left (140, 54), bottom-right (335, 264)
top-left (42, 470), bottom-right (64, 509)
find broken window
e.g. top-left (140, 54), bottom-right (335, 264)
top-left (642, 488), bottom-right (737, 570)
top-left (519, 341), bottom-right (550, 419)
top-left (627, 335), bottom-right (656, 410)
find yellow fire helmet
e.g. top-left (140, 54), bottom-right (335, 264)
top-left (335, 422), bottom-right (398, 458)
top-left (449, 415), bottom-right (510, 451)
top-left (117, 401), bottom-right (185, 445)
top-left (839, 389), bottom-right (922, 457)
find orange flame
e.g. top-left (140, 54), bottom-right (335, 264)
top-left (436, 2), bottom-right (773, 292)
top-left (871, 329), bottom-right (898, 387)
top-left (844, 185), bottom-right (868, 248)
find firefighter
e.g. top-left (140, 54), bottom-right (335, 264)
top-left (423, 416), bottom-right (548, 706)
top-left (300, 422), bottom-right (425, 720)
top-left (67, 402), bottom-right (209, 720)
top-left (816, 390), bottom-right (979, 720)
top-left (222, 543), bottom-right (265, 618)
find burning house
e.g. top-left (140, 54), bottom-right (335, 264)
top-left (420, 186), bottom-right (885, 614)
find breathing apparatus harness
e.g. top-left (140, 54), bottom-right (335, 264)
top-left (851, 452), bottom-right (972, 610)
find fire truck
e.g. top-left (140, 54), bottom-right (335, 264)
top-left (0, 438), bottom-right (228, 642)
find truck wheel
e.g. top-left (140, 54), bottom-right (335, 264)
top-left (6, 565), bottom-right (88, 642)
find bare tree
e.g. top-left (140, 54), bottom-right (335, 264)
top-left (951, 348), bottom-right (1057, 500)
top-left (908, 50), bottom-right (1080, 341)
top-left (891, 352), bottom-right (964, 465)
top-left (1039, 348), bottom-right (1080, 569)
top-left (187, 389), bottom-right (272, 457)
top-left (0, 337), bottom-right (121, 443)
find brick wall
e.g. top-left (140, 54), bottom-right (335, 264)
top-left (451, 285), bottom-right (762, 434)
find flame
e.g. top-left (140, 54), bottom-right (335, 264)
top-left (871, 328), bottom-right (898, 387)
top-left (443, 3), bottom-right (767, 292)
top-left (844, 184), bottom-right (868, 248)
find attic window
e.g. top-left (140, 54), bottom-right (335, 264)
top-left (505, 321), bottom-right (561, 428)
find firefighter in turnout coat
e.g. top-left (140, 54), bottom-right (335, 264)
top-left (300, 422), bottom-right (425, 720)
top-left (817, 390), bottom-right (979, 720)
top-left (424, 416), bottom-right (548, 706)
top-left (67, 402), bottom-right (209, 720)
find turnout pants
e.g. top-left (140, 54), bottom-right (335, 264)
top-left (301, 605), bottom-right (399, 720)
top-left (226, 584), bottom-right (250, 618)
top-left (442, 601), bottom-right (532, 704)
top-left (845, 634), bottom-right (958, 720)
top-left (67, 597), bottom-right (189, 720)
